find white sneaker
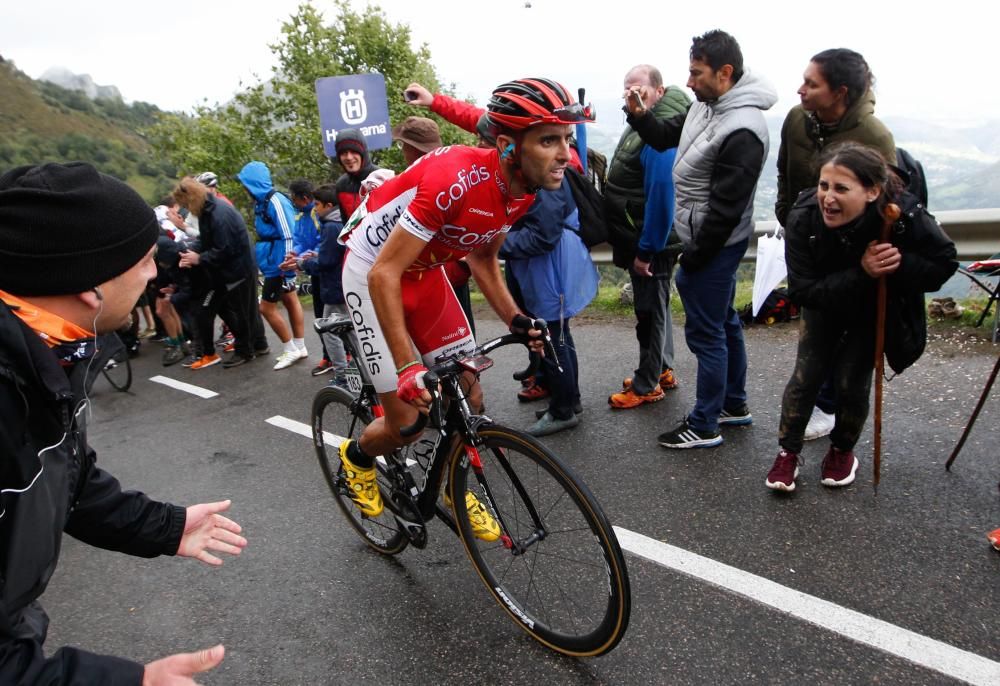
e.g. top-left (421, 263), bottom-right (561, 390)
top-left (296, 346), bottom-right (309, 359)
top-left (803, 408), bottom-right (835, 441)
top-left (273, 350), bottom-right (302, 370)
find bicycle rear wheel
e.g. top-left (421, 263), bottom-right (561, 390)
top-left (101, 339), bottom-right (132, 392)
top-left (311, 386), bottom-right (408, 555)
top-left (448, 425), bottom-right (630, 656)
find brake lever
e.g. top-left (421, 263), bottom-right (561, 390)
top-left (424, 370), bottom-right (446, 436)
top-left (533, 318), bottom-right (563, 374)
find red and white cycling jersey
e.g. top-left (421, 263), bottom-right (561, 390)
top-left (340, 146), bottom-right (535, 273)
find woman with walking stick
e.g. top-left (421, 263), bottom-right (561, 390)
top-left (765, 142), bottom-right (957, 493)
top-left (775, 48), bottom-right (897, 442)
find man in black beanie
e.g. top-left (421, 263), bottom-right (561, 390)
top-left (332, 127), bottom-right (376, 222)
top-left (0, 162), bottom-right (247, 684)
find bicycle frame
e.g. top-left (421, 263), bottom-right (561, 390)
top-left (316, 315), bottom-right (549, 547)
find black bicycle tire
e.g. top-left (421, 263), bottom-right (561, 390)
top-left (101, 339), bottom-right (132, 392)
top-left (311, 386), bottom-right (408, 555)
top-left (448, 425), bottom-right (630, 656)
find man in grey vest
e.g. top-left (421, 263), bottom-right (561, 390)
top-left (606, 65), bottom-right (691, 410)
top-left (625, 29), bottom-right (777, 449)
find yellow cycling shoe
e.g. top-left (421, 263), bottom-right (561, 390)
top-left (339, 440), bottom-right (383, 517)
top-left (446, 490), bottom-right (500, 542)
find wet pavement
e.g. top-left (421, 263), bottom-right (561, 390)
top-left (43, 311), bottom-right (1000, 684)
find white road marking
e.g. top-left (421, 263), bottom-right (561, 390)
top-left (269, 412), bottom-right (995, 682)
top-left (149, 375), bottom-right (219, 399)
top-left (266, 415), bottom-right (341, 446)
top-left (614, 527), bottom-right (1000, 686)
top-left (264, 415), bottom-right (420, 473)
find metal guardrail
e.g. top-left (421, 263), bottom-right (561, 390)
top-left (588, 208), bottom-right (1000, 265)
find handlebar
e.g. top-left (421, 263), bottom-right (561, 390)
top-left (399, 319), bottom-right (557, 438)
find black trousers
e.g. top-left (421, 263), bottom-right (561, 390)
top-left (779, 307), bottom-right (875, 454)
top-left (196, 280), bottom-right (253, 358)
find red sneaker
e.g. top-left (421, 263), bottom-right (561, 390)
top-left (517, 382), bottom-right (550, 402)
top-left (765, 449), bottom-right (800, 492)
top-left (820, 446), bottom-right (859, 487)
top-left (987, 528), bottom-right (1000, 551)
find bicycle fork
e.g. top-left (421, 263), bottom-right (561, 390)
top-left (463, 442), bottom-right (547, 556)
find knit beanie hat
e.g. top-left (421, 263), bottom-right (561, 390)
top-left (0, 162), bottom-right (158, 296)
top-left (334, 128), bottom-right (368, 158)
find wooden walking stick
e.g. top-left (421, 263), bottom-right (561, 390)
top-left (945, 353), bottom-right (1000, 471)
top-left (872, 203), bottom-right (901, 494)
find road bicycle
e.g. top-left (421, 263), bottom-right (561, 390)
top-left (85, 332), bottom-right (132, 394)
top-left (311, 314), bottom-right (630, 656)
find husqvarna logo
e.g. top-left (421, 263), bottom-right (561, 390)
top-left (340, 89), bottom-right (367, 124)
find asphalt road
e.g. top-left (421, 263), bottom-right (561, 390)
top-left (43, 311), bottom-right (1000, 684)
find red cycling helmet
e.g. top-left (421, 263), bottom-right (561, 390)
top-left (486, 78), bottom-right (594, 134)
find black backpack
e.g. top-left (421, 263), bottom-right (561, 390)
top-left (739, 287), bottom-right (800, 326)
top-left (895, 147), bottom-right (929, 208)
top-left (565, 156), bottom-right (609, 249)
top-left (255, 188), bottom-right (294, 226)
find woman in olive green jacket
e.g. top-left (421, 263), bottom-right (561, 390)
top-left (774, 48), bottom-right (897, 442)
top-left (775, 48), bottom-right (896, 227)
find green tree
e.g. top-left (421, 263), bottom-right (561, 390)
top-left (148, 1), bottom-right (474, 211)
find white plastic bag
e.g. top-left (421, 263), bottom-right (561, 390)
top-left (752, 229), bottom-right (787, 317)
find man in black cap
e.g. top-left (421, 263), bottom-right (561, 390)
top-left (0, 162), bottom-right (247, 684)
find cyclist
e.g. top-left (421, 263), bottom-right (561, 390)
top-left (338, 78), bottom-right (592, 538)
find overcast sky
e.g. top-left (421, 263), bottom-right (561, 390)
top-left (2, 0), bottom-right (993, 127)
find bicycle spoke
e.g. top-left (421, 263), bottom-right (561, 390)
top-left (453, 426), bottom-right (630, 656)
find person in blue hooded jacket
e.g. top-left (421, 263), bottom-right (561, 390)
top-left (499, 177), bottom-right (599, 437)
top-left (237, 161), bottom-right (308, 371)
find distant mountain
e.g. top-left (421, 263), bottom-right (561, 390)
top-left (588, 97), bottom-right (1000, 219)
top-left (0, 56), bottom-right (175, 202)
top-left (40, 66), bottom-right (123, 102)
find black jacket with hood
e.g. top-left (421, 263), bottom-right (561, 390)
top-left (785, 181), bottom-right (957, 373)
top-left (0, 301), bottom-right (185, 683)
top-left (333, 128), bottom-right (377, 223)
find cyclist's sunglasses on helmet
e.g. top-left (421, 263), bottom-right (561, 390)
top-left (552, 102), bottom-right (595, 123)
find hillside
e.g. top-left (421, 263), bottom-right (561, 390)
top-left (0, 56), bottom-right (176, 202)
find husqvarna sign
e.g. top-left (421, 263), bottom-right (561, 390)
top-left (315, 74), bottom-right (392, 155)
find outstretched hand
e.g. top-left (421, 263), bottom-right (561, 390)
top-left (403, 82), bottom-right (433, 107)
top-left (178, 500), bottom-right (246, 566)
top-left (143, 644), bottom-right (225, 686)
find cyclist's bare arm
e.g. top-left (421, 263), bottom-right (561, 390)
top-left (466, 237), bottom-right (544, 351)
top-left (465, 235), bottom-right (520, 325)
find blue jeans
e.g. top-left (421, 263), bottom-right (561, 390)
top-left (674, 240), bottom-right (749, 433)
top-left (541, 317), bottom-right (580, 421)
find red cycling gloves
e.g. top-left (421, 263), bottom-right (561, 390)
top-left (396, 362), bottom-right (429, 403)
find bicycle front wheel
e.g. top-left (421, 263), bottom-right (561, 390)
top-left (448, 425), bottom-right (630, 656)
top-left (101, 342), bottom-right (132, 392)
top-left (311, 386), bottom-right (408, 555)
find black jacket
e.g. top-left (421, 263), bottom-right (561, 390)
top-left (196, 195), bottom-right (255, 287)
top-left (0, 302), bottom-right (186, 683)
top-left (301, 217), bottom-right (347, 305)
top-left (785, 187), bottom-right (957, 373)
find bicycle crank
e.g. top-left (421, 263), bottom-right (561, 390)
top-left (390, 495), bottom-right (428, 548)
